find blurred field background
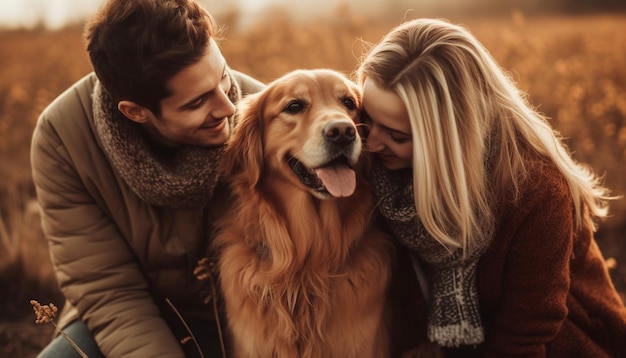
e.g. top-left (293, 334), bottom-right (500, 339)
top-left (1, 0), bottom-right (626, 356)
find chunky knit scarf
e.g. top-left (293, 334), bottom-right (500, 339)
top-left (92, 71), bottom-right (241, 208)
top-left (371, 159), bottom-right (491, 347)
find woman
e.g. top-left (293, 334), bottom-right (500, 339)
top-left (357, 18), bottom-right (626, 357)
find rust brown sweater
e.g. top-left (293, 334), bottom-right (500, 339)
top-left (444, 160), bottom-right (626, 357)
top-left (450, 162), bottom-right (626, 358)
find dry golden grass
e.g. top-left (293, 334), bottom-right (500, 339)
top-left (0, 8), bottom-right (625, 356)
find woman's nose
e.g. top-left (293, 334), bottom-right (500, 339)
top-left (364, 125), bottom-right (385, 152)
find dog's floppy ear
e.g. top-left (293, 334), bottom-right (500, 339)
top-left (220, 92), bottom-right (266, 188)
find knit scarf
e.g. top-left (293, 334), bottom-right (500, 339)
top-left (92, 71), bottom-right (241, 208)
top-left (371, 159), bottom-right (491, 347)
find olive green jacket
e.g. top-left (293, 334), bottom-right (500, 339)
top-left (31, 71), bottom-right (264, 357)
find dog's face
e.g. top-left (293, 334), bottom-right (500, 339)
top-left (223, 69), bottom-right (363, 199)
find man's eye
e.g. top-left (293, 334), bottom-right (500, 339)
top-left (188, 96), bottom-right (207, 110)
top-left (283, 100), bottom-right (306, 114)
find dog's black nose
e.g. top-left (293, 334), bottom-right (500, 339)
top-left (323, 121), bottom-right (356, 145)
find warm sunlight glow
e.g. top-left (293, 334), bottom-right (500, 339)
top-left (0, 0), bottom-right (102, 29)
top-left (0, 0), bottom-right (277, 29)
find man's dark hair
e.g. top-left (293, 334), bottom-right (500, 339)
top-left (85, 0), bottom-right (217, 115)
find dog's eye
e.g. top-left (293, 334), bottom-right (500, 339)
top-left (343, 97), bottom-right (356, 110)
top-left (284, 100), bottom-right (306, 114)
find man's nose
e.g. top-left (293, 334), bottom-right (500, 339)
top-left (210, 89), bottom-right (236, 119)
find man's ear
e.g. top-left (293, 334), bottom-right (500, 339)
top-left (118, 100), bottom-right (151, 124)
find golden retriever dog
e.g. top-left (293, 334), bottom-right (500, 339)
top-left (212, 69), bottom-right (393, 357)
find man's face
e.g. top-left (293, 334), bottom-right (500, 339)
top-left (143, 39), bottom-right (236, 147)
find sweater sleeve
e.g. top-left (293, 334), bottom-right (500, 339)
top-left (483, 168), bottom-right (573, 357)
top-left (31, 88), bottom-right (185, 357)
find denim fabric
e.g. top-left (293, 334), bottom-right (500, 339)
top-left (37, 320), bottom-right (104, 358)
top-left (36, 318), bottom-right (224, 357)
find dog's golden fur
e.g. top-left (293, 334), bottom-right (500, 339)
top-left (213, 69), bottom-right (393, 357)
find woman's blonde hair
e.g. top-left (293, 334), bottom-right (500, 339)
top-left (357, 18), bottom-right (612, 254)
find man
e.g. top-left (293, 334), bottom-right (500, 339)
top-left (31, 0), bottom-right (264, 356)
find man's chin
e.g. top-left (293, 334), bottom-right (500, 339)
top-left (200, 122), bottom-right (230, 147)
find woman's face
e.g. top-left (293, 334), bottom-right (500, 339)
top-left (361, 78), bottom-right (413, 170)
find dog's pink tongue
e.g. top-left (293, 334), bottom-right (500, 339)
top-left (315, 164), bottom-right (356, 197)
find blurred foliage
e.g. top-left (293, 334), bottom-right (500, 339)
top-left (1, 6), bottom-right (625, 326)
